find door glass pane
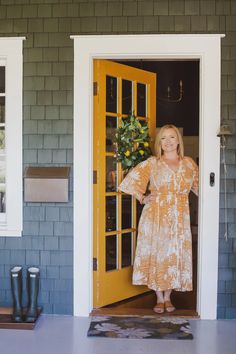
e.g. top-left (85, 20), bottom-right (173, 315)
top-left (0, 156), bottom-right (5, 184)
top-left (106, 235), bottom-right (117, 271)
top-left (0, 157), bottom-right (5, 213)
top-left (137, 83), bottom-right (146, 117)
top-left (106, 116), bottom-right (117, 152)
top-left (0, 186), bottom-right (5, 213)
top-left (122, 233), bottom-right (132, 268)
top-left (0, 67), bottom-right (5, 93)
top-left (106, 76), bottom-right (117, 113)
top-left (106, 196), bottom-right (117, 232)
top-left (0, 127), bottom-right (5, 151)
top-left (122, 79), bottom-right (132, 115)
top-left (122, 194), bottom-right (132, 229)
top-left (106, 156), bottom-right (117, 192)
top-left (139, 118), bottom-right (147, 127)
top-left (136, 201), bottom-right (144, 228)
top-left (0, 97), bottom-right (5, 124)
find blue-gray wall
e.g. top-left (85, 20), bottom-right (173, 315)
top-left (0, 0), bottom-right (235, 318)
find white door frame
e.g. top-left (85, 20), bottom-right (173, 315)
top-left (71, 34), bottom-right (224, 319)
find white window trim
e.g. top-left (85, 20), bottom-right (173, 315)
top-left (0, 37), bottom-right (25, 237)
top-left (71, 34), bottom-right (224, 319)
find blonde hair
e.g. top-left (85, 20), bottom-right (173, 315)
top-left (154, 124), bottom-right (184, 159)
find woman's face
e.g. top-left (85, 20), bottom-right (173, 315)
top-left (160, 128), bottom-right (179, 154)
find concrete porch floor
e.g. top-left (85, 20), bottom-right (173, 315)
top-left (0, 315), bottom-right (235, 354)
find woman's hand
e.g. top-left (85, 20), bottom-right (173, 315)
top-left (142, 194), bottom-right (156, 204)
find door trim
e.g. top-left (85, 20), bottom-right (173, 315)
top-left (71, 34), bottom-right (224, 319)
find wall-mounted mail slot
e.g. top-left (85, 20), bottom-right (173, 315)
top-left (24, 167), bottom-right (70, 203)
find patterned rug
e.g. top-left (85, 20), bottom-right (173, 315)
top-left (87, 315), bottom-right (193, 339)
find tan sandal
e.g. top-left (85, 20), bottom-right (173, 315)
top-left (164, 300), bottom-right (175, 313)
top-left (153, 302), bottom-right (164, 314)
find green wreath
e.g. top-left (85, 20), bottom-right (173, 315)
top-left (114, 113), bottom-right (152, 170)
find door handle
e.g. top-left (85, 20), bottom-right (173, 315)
top-left (210, 172), bottom-right (215, 186)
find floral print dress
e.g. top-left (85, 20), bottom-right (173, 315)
top-left (119, 156), bottom-right (199, 292)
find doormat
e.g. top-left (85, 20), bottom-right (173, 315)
top-left (87, 316), bottom-right (193, 339)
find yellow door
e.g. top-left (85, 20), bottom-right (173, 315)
top-left (93, 60), bottom-right (156, 308)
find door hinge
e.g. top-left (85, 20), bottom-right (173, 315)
top-left (93, 257), bottom-right (97, 271)
top-left (93, 170), bottom-right (97, 184)
top-left (93, 82), bottom-right (98, 96)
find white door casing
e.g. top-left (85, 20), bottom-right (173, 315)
top-left (0, 37), bottom-right (25, 237)
top-left (71, 34), bottom-right (224, 319)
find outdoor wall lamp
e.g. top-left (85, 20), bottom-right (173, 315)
top-left (217, 123), bottom-right (233, 241)
top-left (217, 123), bottom-right (232, 148)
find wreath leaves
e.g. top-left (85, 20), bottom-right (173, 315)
top-left (114, 113), bottom-right (152, 170)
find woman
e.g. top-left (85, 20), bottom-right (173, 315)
top-left (119, 124), bottom-right (198, 314)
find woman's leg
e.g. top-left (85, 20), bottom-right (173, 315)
top-left (163, 289), bottom-right (175, 312)
top-left (153, 290), bottom-right (164, 313)
top-left (156, 290), bottom-right (164, 303)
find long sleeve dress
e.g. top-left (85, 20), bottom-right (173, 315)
top-left (119, 155), bottom-right (199, 292)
